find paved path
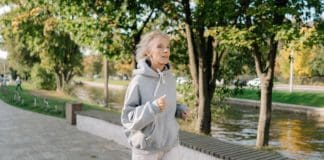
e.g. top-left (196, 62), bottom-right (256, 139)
top-left (0, 100), bottom-right (131, 160)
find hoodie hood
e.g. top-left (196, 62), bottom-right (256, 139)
top-left (133, 58), bottom-right (171, 77)
top-left (134, 58), bottom-right (171, 97)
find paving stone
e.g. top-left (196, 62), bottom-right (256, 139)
top-left (0, 100), bottom-right (130, 160)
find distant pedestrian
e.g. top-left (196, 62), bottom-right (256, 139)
top-left (121, 30), bottom-right (189, 160)
top-left (0, 74), bottom-right (3, 86)
top-left (2, 75), bottom-right (8, 87)
top-left (15, 76), bottom-right (22, 91)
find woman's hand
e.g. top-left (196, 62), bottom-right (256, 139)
top-left (156, 95), bottom-right (166, 111)
top-left (181, 110), bottom-right (190, 120)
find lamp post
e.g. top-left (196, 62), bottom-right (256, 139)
top-left (104, 58), bottom-right (109, 108)
top-left (3, 63), bottom-right (5, 75)
top-left (289, 50), bottom-right (294, 93)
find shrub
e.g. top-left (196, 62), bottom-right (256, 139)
top-left (31, 64), bottom-right (56, 90)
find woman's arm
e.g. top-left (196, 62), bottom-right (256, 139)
top-left (121, 81), bottom-right (160, 131)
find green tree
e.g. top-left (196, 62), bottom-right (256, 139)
top-left (41, 29), bottom-right (83, 92)
top-left (145, 0), bottom-right (246, 135)
top-left (31, 64), bottom-right (56, 90)
top-left (53, 1), bottom-right (185, 106)
top-left (3, 36), bottom-right (39, 79)
top-left (153, 0), bottom-right (322, 147)
top-left (0, 8), bottom-right (40, 79)
top-left (180, 0), bottom-right (243, 135)
top-left (310, 45), bottom-right (324, 76)
top-left (0, 2), bottom-right (83, 91)
top-left (116, 1), bottom-right (160, 68)
top-left (82, 54), bottom-right (103, 78)
top-left (216, 0), bottom-right (323, 147)
top-left (53, 0), bottom-right (124, 106)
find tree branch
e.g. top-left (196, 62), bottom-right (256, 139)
top-left (253, 43), bottom-right (264, 78)
top-left (137, 9), bottom-right (155, 36)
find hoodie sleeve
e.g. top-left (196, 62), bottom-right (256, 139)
top-left (121, 80), bottom-right (160, 131)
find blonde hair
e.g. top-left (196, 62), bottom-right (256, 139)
top-left (136, 30), bottom-right (170, 61)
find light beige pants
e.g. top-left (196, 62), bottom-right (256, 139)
top-left (132, 146), bottom-right (180, 160)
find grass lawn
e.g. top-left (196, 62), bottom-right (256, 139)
top-left (0, 83), bottom-right (119, 118)
top-left (232, 88), bottom-right (324, 108)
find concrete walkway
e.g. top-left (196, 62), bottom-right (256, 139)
top-left (0, 100), bottom-right (131, 160)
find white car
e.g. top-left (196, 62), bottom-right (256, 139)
top-left (176, 77), bottom-right (189, 84)
top-left (247, 78), bottom-right (261, 87)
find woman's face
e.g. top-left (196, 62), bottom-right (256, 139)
top-left (147, 36), bottom-right (170, 66)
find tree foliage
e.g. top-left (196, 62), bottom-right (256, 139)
top-left (210, 0), bottom-right (323, 148)
top-left (82, 54), bottom-right (103, 78)
top-left (310, 45), bottom-right (324, 76)
top-left (0, 8), bottom-right (39, 78)
top-left (276, 27), bottom-right (324, 80)
top-left (0, 1), bottom-right (83, 91)
top-left (31, 64), bottom-right (56, 90)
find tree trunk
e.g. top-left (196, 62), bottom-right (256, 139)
top-left (184, 23), bottom-right (200, 119)
top-left (254, 0), bottom-right (286, 145)
top-left (196, 25), bottom-right (212, 134)
top-left (64, 70), bottom-right (73, 85)
top-left (197, 60), bottom-right (211, 134)
top-left (182, 0), bottom-right (216, 135)
top-left (183, 0), bottom-right (200, 120)
top-left (256, 78), bottom-right (273, 148)
top-left (55, 73), bottom-right (63, 92)
top-left (255, 34), bottom-right (278, 147)
top-left (104, 58), bottom-right (109, 108)
top-left (246, 0), bottom-right (287, 146)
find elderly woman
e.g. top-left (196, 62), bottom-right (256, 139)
top-left (121, 30), bottom-right (189, 160)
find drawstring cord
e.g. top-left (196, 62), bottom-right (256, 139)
top-left (153, 68), bottom-right (165, 98)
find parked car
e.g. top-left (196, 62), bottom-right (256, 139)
top-left (122, 74), bottom-right (129, 80)
top-left (93, 74), bottom-right (100, 79)
top-left (176, 77), bottom-right (189, 84)
top-left (247, 78), bottom-right (261, 87)
top-left (232, 79), bottom-right (247, 87)
top-left (216, 79), bottom-right (224, 86)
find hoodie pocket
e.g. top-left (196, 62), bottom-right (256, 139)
top-left (130, 121), bottom-right (156, 150)
top-left (130, 131), bottom-right (147, 149)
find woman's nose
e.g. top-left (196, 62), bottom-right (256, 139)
top-left (163, 48), bottom-right (169, 53)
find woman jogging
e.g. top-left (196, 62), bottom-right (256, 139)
top-left (121, 30), bottom-right (189, 160)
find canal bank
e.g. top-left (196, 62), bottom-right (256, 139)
top-left (76, 81), bottom-right (324, 159)
top-left (80, 80), bottom-right (323, 116)
top-left (226, 98), bottom-right (324, 118)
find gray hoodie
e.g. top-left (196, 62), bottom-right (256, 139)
top-left (121, 58), bottom-right (186, 153)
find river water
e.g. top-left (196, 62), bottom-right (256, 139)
top-left (74, 84), bottom-right (324, 160)
top-left (212, 106), bottom-right (324, 160)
